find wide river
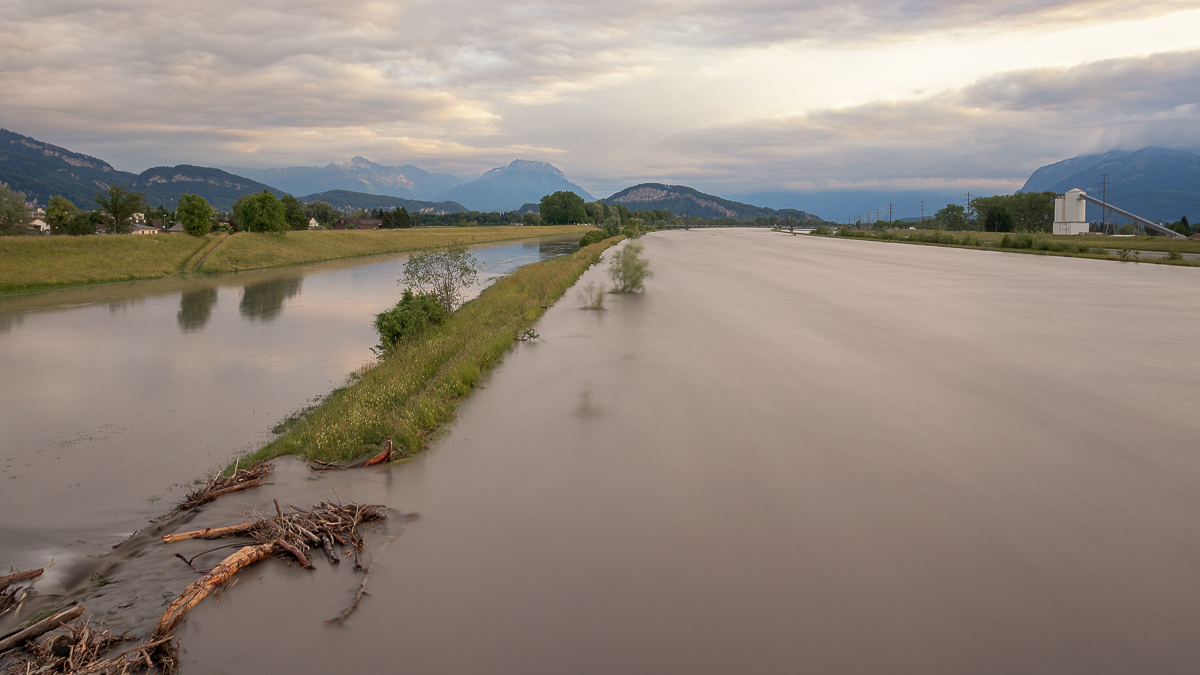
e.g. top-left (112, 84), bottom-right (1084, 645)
top-left (7, 229), bottom-right (1200, 673)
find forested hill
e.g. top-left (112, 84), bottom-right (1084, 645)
top-left (133, 166), bottom-right (282, 209)
top-left (603, 183), bottom-right (822, 221)
top-left (1022, 147), bottom-right (1200, 222)
top-left (0, 128), bottom-right (137, 206)
top-left (299, 189), bottom-right (467, 214)
top-left (0, 128), bottom-right (283, 209)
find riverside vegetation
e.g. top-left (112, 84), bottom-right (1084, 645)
top-left (243, 235), bottom-right (623, 466)
top-left (0, 225), bottom-right (590, 293)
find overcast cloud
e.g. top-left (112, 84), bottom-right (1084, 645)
top-left (1, 0), bottom-right (1198, 195)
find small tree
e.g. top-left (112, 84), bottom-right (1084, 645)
top-left (46, 195), bottom-right (80, 233)
top-left (608, 242), bottom-right (652, 293)
top-left (93, 184), bottom-right (146, 234)
top-left (233, 190), bottom-right (288, 233)
top-left (933, 204), bottom-right (968, 231)
top-left (0, 184), bottom-right (31, 235)
top-left (401, 245), bottom-right (481, 311)
top-left (177, 194), bottom-right (214, 236)
top-left (281, 195), bottom-right (308, 230)
top-left (303, 201), bottom-right (340, 227)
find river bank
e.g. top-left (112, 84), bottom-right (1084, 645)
top-left (0, 225), bottom-right (592, 294)
top-left (802, 227), bottom-right (1200, 267)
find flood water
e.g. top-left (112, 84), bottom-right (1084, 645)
top-left (0, 235), bottom-right (579, 571)
top-left (8, 229), bottom-right (1200, 673)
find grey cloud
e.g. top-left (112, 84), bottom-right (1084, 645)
top-left (653, 50), bottom-right (1200, 192)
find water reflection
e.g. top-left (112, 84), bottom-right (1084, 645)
top-left (177, 287), bottom-right (219, 332)
top-left (0, 314), bottom-right (21, 335)
top-left (239, 277), bottom-right (302, 322)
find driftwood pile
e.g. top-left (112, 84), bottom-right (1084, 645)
top-left (3, 613), bottom-right (176, 675)
top-left (173, 463), bottom-right (273, 512)
top-left (155, 500), bottom-right (388, 636)
top-left (3, 459), bottom-right (402, 674)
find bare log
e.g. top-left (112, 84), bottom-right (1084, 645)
top-left (154, 543), bottom-right (277, 637)
top-left (363, 437), bottom-right (394, 467)
top-left (0, 568), bottom-right (43, 593)
top-left (0, 605), bottom-right (83, 654)
top-left (162, 522), bottom-right (256, 544)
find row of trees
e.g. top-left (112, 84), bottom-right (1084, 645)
top-left (368, 207), bottom-right (413, 228)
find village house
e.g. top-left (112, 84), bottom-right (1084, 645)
top-left (130, 223), bottom-right (159, 235)
top-left (331, 218), bottom-right (382, 230)
top-left (30, 218), bottom-right (50, 234)
top-left (309, 217), bottom-right (320, 229)
top-left (166, 223), bottom-right (184, 233)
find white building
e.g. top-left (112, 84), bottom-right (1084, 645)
top-left (309, 217), bottom-right (320, 229)
top-left (30, 218), bottom-right (50, 234)
top-left (1053, 188), bottom-right (1089, 235)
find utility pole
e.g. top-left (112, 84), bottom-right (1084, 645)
top-left (919, 200), bottom-right (925, 224)
top-left (1100, 173), bottom-right (1110, 235)
top-left (888, 202), bottom-right (893, 223)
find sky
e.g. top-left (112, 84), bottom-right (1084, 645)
top-left (2, 0), bottom-right (1199, 199)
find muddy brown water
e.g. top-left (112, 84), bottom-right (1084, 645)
top-left (0, 236), bottom-right (579, 573)
top-left (7, 230), bottom-right (1200, 673)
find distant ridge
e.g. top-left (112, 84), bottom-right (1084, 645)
top-left (233, 157), bottom-right (462, 201)
top-left (300, 189), bottom-right (466, 214)
top-left (604, 183), bottom-right (822, 221)
top-left (435, 160), bottom-right (594, 212)
top-left (1022, 147), bottom-right (1200, 222)
top-left (0, 128), bottom-right (281, 209)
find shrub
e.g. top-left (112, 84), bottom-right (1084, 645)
top-left (609, 242), bottom-right (653, 292)
top-left (810, 225), bottom-right (832, 235)
top-left (374, 290), bottom-right (449, 350)
top-left (579, 230), bottom-right (607, 247)
top-left (1168, 250), bottom-right (1183, 260)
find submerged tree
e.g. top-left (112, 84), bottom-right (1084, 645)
top-left (401, 245), bottom-right (481, 311)
top-left (608, 242), bottom-right (653, 293)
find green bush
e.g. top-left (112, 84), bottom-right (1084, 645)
top-left (810, 225), bottom-right (833, 235)
top-left (579, 230), bottom-right (607, 247)
top-left (1168, 250), bottom-right (1184, 260)
top-left (374, 290), bottom-right (449, 350)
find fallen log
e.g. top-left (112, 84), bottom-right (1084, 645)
top-left (162, 522), bottom-right (256, 544)
top-left (0, 568), bottom-right (43, 593)
top-left (309, 436), bottom-right (403, 471)
top-left (0, 605), bottom-right (84, 654)
top-left (154, 543), bottom-right (278, 637)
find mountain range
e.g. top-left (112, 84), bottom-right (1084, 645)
top-left (436, 160), bottom-right (593, 212)
top-left (1021, 147), bottom-right (1200, 223)
top-left (229, 157), bottom-right (462, 202)
top-left (605, 184), bottom-right (821, 221)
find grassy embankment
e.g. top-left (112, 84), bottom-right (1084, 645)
top-left (243, 236), bottom-right (622, 467)
top-left (0, 225), bottom-right (592, 294)
top-left (810, 228), bottom-right (1200, 266)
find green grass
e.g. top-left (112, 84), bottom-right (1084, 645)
top-left (241, 236), bottom-right (622, 466)
top-left (197, 225), bottom-right (592, 273)
top-left (0, 234), bottom-right (210, 293)
top-left (0, 226), bottom-right (593, 294)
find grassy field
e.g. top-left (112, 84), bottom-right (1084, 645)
top-left (815, 228), bottom-right (1200, 266)
top-left (197, 225), bottom-right (591, 273)
top-left (243, 236), bottom-right (622, 466)
top-left (0, 235), bottom-right (210, 293)
top-left (0, 226), bottom-right (593, 294)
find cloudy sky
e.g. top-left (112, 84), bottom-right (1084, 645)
top-left (2, 0), bottom-right (1199, 198)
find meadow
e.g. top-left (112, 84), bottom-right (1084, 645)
top-left (0, 225), bottom-right (592, 293)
